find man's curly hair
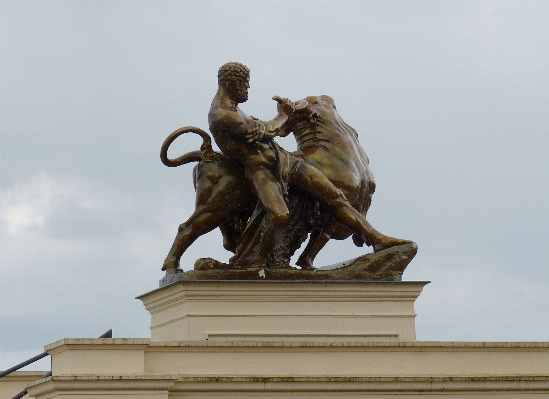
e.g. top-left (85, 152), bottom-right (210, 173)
top-left (218, 62), bottom-right (250, 87)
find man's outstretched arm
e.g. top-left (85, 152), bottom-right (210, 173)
top-left (245, 97), bottom-right (296, 143)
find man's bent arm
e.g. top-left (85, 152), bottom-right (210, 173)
top-left (211, 109), bottom-right (258, 140)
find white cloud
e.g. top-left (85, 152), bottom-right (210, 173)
top-left (1, 173), bottom-right (71, 233)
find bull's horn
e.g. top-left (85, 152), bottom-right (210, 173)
top-left (294, 99), bottom-right (308, 112)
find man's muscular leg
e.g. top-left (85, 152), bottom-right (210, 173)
top-left (246, 167), bottom-right (290, 262)
top-left (246, 168), bottom-right (289, 224)
top-left (293, 163), bottom-right (410, 252)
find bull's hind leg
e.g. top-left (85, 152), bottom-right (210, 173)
top-left (296, 213), bottom-right (336, 270)
top-left (162, 208), bottom-right (225, 270)
top-left (296, 229), bottom-right (330, 270)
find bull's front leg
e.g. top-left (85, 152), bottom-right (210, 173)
top-left (162, 208), bottom-right (225, 271)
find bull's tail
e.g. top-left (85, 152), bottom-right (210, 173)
top-left (160, 126), bottom-right (214, 167)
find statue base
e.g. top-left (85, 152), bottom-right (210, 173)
top-left (137, 279), bottom-right (428, 342)
top-left (160, 242), bottom-right (418, 286)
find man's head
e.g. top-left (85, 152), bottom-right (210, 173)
top-left (218, 62), bottom-right (250, 103)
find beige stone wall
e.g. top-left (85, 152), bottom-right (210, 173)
top-left (23, 339), bottom-right (549, 398)
top-left (0, 371), bottom-right (47, 399)
top-left (40, 339), bottom-right (549, 377)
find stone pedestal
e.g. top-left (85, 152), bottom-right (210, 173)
top-left (137, 281), bottom-right (428, 342)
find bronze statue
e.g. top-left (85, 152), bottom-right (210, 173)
top-left (160, 62), bottom-right (414, 279)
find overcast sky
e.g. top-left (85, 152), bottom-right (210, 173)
top-left (1, 1), bottom-right (548, 371)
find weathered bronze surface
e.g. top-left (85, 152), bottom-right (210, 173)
top-left (160, 62), bottom-right (415, 280)
top-left (158, 243), bottom-right (417, 286)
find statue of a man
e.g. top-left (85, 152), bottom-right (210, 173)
top-left (208, 62), bottom-right (408, 267)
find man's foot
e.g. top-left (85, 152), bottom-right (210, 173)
top-left (373, 236), bottom-right (412, 253)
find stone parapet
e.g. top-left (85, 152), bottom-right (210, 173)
top-left (143, 340), bottom-right (549, 377)
top-left (27, 375), bottom-right (176, 399)
top-left (26, 374), bottom-right (549, 398)
top-left (36, 339), bottom-right (549, 378)
top-left (45, 338), bottom-right (150, 375)
top-left (21, 334), bottom-right (549, 398)
top-left (0, 371), bottom-right (47, 399)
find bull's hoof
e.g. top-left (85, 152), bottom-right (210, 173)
top-left (296, 257), bottom-right (315, 270)
top-left (162, 256), bottom-right (180, 271)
